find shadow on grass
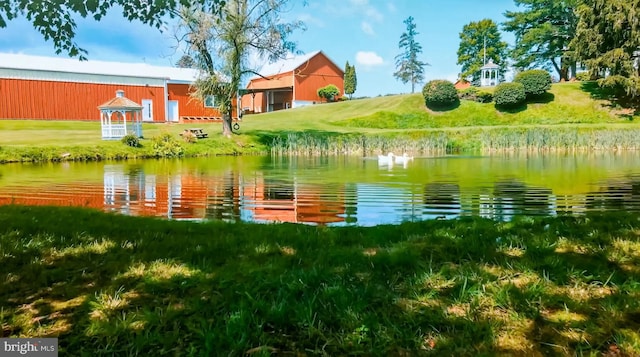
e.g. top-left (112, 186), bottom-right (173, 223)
top-left (2, 205), bottom-right (640, 355)
top-left (495, 102), bottom-right (528, 114)
top-left (426, 100), bottom-right (461, 112)
top-left (527, 92), bottom-right (555, 104)
top-left (581, 81), bottom-right (639, 119)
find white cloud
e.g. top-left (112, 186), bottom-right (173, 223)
top-left (365, 8), bottom-right (384, 22)
top-left (361, 22), bottom-right (374, 36)
top-left (387, 3), bottom-right (397, 12)
top-left (297, 13), bottom-right (325, 28)
top-left (356, 51), bottom-right (384, 67)
top-left (350, 0), bottom-right (369, 5)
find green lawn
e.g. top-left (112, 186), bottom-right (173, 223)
top-left (1, 81), bottom-right (639, 162)
top-left (1, 205), bottom-right (639, 355)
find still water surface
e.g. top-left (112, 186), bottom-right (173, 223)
top-left (0, 153), bottom-right (639, 226)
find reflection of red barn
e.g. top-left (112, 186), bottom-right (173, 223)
top-left (0, 53), bottom-right (234, 123)
top-left (240, 51), bottom-right (344, 113)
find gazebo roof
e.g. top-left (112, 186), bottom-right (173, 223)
top-left (98, 90), bottom-right (143, 110)
top-left (481, 59), bottom-right (500, 70)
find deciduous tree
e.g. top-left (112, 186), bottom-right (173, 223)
top-left (457, 19), bottom-right (508, 85)
top-left (503, 0), bottom-right (580, 81)
top-left (394, 16), bottom-right (429, 93)
top-left (178, 0), bottom-right (304, 137)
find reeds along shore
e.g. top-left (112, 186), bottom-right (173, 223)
top-left (267, 127), bottom-right (640, 156)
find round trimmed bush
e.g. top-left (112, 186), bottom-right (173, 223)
top-left (494, 82), bottom-right (526, 108)
top-left (423, 80), bottom-right (458, 108)
top-left (514, 69), bottom-right (552, 96)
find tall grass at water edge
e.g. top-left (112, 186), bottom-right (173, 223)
top-left (267, 127), bottom-right (640, 156)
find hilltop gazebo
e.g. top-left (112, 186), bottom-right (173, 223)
top-left (98, 90), bottom-right (143, 139)
top-left (480, 59), bottom-right (500, 87)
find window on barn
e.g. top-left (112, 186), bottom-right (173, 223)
top-left (204, 95), bottom-right (217, 108)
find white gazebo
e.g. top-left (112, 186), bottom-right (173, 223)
top-left (480, 59), bottom-right (500, 87)
top-left (98, 90), bottom-right (143, 139)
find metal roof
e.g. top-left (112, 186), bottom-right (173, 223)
top-left (252, 50), bottom-right (322, 79)
top-left (0, 53), bottom-right (198, 83)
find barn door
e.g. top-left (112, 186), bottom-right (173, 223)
top-left (168, 100), bottom-right (179, 122)
top-left (141, 99), bottom-right (153, 121)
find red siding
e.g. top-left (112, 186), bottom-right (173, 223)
top-left (0, 79), bottom-right (165, 122)
top-left (168, 83), bottom-right (237, 118)
top-left (295, 53), bottom-right (344, 102)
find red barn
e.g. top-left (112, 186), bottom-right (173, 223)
top-left (240, 50), bottom-right (344, 113)
top-left (0, 53), bottom-right (232, 122)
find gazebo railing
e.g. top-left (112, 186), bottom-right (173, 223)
top-left (102, 124), bottom-right (127, 139)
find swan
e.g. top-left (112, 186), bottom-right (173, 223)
top-left (377, 152), bottom-right (395, 165)
top-left (394, 152), bottom-right (414, 165)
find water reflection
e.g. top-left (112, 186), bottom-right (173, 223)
top-left (1, 154), bottom-right (640, 226)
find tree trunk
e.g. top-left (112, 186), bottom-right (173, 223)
top-left (570, 62), bottom-right (577, 80)
top-left (222, 111), bottom-right (233, 138)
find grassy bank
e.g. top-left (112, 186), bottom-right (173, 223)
top-left (1, 82), bottom-right (639, 162)
top-left (1, 205), bottom-right (640, 355)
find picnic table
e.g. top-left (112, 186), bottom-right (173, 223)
top-left (181, 128), bottom-right (208, 139)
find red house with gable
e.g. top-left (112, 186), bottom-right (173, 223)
top-left (241, 51), bottom-right (344, 113)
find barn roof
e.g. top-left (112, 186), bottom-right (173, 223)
top-left (251, 50), bottom-right (343, 79)
top-left (0, 53), bottom-right (198, 83)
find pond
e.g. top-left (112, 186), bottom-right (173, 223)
top-left (1, 153), bottom-right (639, 226)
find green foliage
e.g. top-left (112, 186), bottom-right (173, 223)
top-left (317, 84), bottom-right (340, 102)
top-left (0, 0), bottom-right (226, 59)
top-left (394, 16), bottom-right (429, 93)
top-left (457, 19), bottom-right (508, 84)
top-left (576, 72), bottom-right (592, 81)
top-left (514, 69), bottom-right (552, 97)
top-left (494, 82), bottom-right (526, 108)
top-left (458, 87), bottom-right (493, 103)
top-left (344, 61), bottom-right (357, 98)
top-left (120, 134), bottom-right (140, 148)
top-left (503, 0), bottom-right (580, 81)
top-left (572, 0), bottom-right (640, 103)
top-left (151, 133), bottom-right (184, 158)
top-left (423, 80), bottom-right (459, 108)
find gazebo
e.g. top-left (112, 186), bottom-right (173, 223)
top-left (480, 59), bottom-right (500, 87)
top-left (98, 90), bottom-right (143, 139)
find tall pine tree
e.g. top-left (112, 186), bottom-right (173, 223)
top-left (344, 61), bottom-right (357, 99)
top-left (394, 16), bottom-right (429, 93)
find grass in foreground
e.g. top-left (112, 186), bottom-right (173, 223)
top-left (1, 205), bottom-right (640, 356)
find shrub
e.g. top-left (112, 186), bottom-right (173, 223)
top-left (152, 133), bottom-right (184, 158)
top-left (423, 80), bottom-right (459, 108)
top-left (458, 87), bottom-right (493, 103)
top-left (181, 130), bottom-right (197, 143)
top-left (494, 82), bottom-right (526, 108)
top-left (121, 134), bottom-right (140, 148)
top-left (576, 71), bottom-right (592, 81)
top-left (514, 69), bottom-right (552, 96)
top-left (317, 84), bottom-right (340, 102)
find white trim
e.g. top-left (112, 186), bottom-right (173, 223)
top-left (163, 80), bottom-right (169, 122)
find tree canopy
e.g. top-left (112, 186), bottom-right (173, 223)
top-left (572, 0), bottom-right (640, 99)
top-left (503, 0), bottom-right (580, 81)
top-left (457, 19), bottom-right (508, 84)
top-left (394, 16), bottom-right (429, 94)
top-left (179, 0), bottom-right (304, 136)
top-left (0, 0), bottom-right (224, 59)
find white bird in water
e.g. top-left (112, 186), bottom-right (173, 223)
top-left (394, 152), bottom-right (414, 165)
top-left (377, 152), bottom-right (395, 165)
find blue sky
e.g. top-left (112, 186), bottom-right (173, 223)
top-left (0, 0), bottom-right (518, 97)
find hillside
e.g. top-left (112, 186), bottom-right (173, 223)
top-left (240, 82), bottom-right (639, 133)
